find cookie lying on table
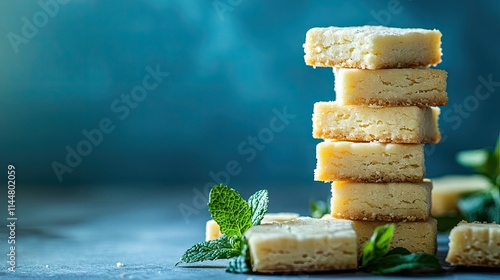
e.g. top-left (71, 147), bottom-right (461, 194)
top-left (446, 221), bottom-right (500, 268)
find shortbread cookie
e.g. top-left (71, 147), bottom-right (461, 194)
top-left (446, 222), bottom-right (500, 267)
top-left (431, 175), bottom-right (490, 216)
top-left (330, 180), bottom-right (432, 222)
top-left (315, 141), bottom-right (425, 183)
top-left (334, 68), bottom-right (448, 106)
top-left (304, 26), bottom-right (442, 69)
top-left (313, 101), bottom-right (441, 143)
top-left (205, 219), bottom-right (221, 241)
top-left (245, 217), bottom-right (357, 273)
top-left (205, 212), bottom-right (299, 241)
top-left (323, 215), bottom-right (437, 255)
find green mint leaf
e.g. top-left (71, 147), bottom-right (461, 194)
top-left (248, 189), bottom-right (269, 226)
top-left (456, 135), bottom-right (499, 187)
top-left (226, 255), bottom-right (250, 274)
top-left (226, 240), bottom-right (250, 274)
top-left (176, 235), bottom-right (240, 265)
top-left (385, 247), bottom-right (411, 256)
top-left (365, 253), bottom-right (442, 275)
top-left (434, 213), bottom-right (464, 232)
top-left (494, 133), bottom-right (500, 187)
top-left (456, 149), bottom-right (489, 170)
top-left (362, 224), bottom-right (394, 267)
top-left (458, 190), bottom-right (500, 223)
top-left (309, 198), bottom-right (330, 218)
top-left (208, 184), bottom-right (252, 237)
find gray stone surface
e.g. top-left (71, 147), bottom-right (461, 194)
top-left (0, 185), bottom-right (498, 279)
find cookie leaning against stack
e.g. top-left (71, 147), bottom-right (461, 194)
top-left (305, 25), bottom-right (448, 255)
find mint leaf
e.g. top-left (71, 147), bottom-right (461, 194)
top-left (457, 149), bottom-right (489, 170)
top-left (365, 253), bottom-right (442, 275)
top-left (494, 134), bottom-right (500, 186)
top-left (458, 190), bottom-right (500, 223)
top-left (456, 134), bottom-right (499, 187)
top-left (227, 255), bottom-right (250, 274)
top-left (361, 226), bottom-right (442, 275)
top-left (176, 235), bottom-right (240, 265)
top-left (385, 247), bottom-right (411, 256)
top-left (362, 224), bottom-right (394, 267)
top-left (248, 189), bottom-right (269, 226)
top-left (226, 240), bottom-right (250, 274)
top-left (309, 198), bottom-right (329, 218)
top-left (208, 184), bottom-right (252, 237)
top-left (434, 213), bottom-right (464, 232)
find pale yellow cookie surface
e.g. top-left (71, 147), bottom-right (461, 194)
top-left (330, 179), bottom-right (432, 222)
top-left (304, 26), bottom-right (442, 69)
top-left (334, 68), bottom-right (448, 106)
top-left (315, 141), bottom-right (425, 183)
top-left (313, 101), bottom-right (441, 143)
top-left (245, 217), bottom-right (358, 273)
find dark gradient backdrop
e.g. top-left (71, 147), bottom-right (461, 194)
top-left (1, 0), bottom-right (499, 189)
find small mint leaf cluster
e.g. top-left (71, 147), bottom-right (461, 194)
top-left (177, 184), bottom-right (269, 273)
top-left (361, 224), bottom-right (442, 275)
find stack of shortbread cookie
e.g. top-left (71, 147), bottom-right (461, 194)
top-left (304, 26), bottom-right (448, 254)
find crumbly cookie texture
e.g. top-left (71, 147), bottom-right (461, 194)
top-left (313, 101), bottom-right (441, 144)
top-left (304, 26), bottom-right (442, 69)
top-left (315, 141), bottom-right (425, 183)
top-left (205, 212), bottom-right (299, 241)
top-left (244, 217), bottom-right (358, 273)
top-left (334, 68), bottom-right (448, 106)
top-left (330, 179), bottom-right (432, 222)
top-left (446, 221), bottom-right (500, 268)
top-left (323, 215), bottom-right (437, 255)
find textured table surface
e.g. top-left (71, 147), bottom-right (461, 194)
top-left (0, 185), bottom-right (498, 279)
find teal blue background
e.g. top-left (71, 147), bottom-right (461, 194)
top-left (1, 0), bottom-right (499, 188)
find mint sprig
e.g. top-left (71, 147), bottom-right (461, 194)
top-left (456, 134), bottom-right (500, 223)
top-left (177, 184), bottom-right (268, 273)
top-left (361, 224), bottom-right (442, 275)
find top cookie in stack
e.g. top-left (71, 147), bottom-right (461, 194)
top-left (304, 26), bottom-right (442, 69)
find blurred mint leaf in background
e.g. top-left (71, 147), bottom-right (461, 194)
top-left (434, 214), bottom-right (465, 232)
top-left (456, 134), bottom-right (500, 223)
top-left (458, 189), bottom-right (500, 223)
top-left (456, 134), bottom-right (500, 187)
top-left (309, 198), bottom-right (330, 218)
